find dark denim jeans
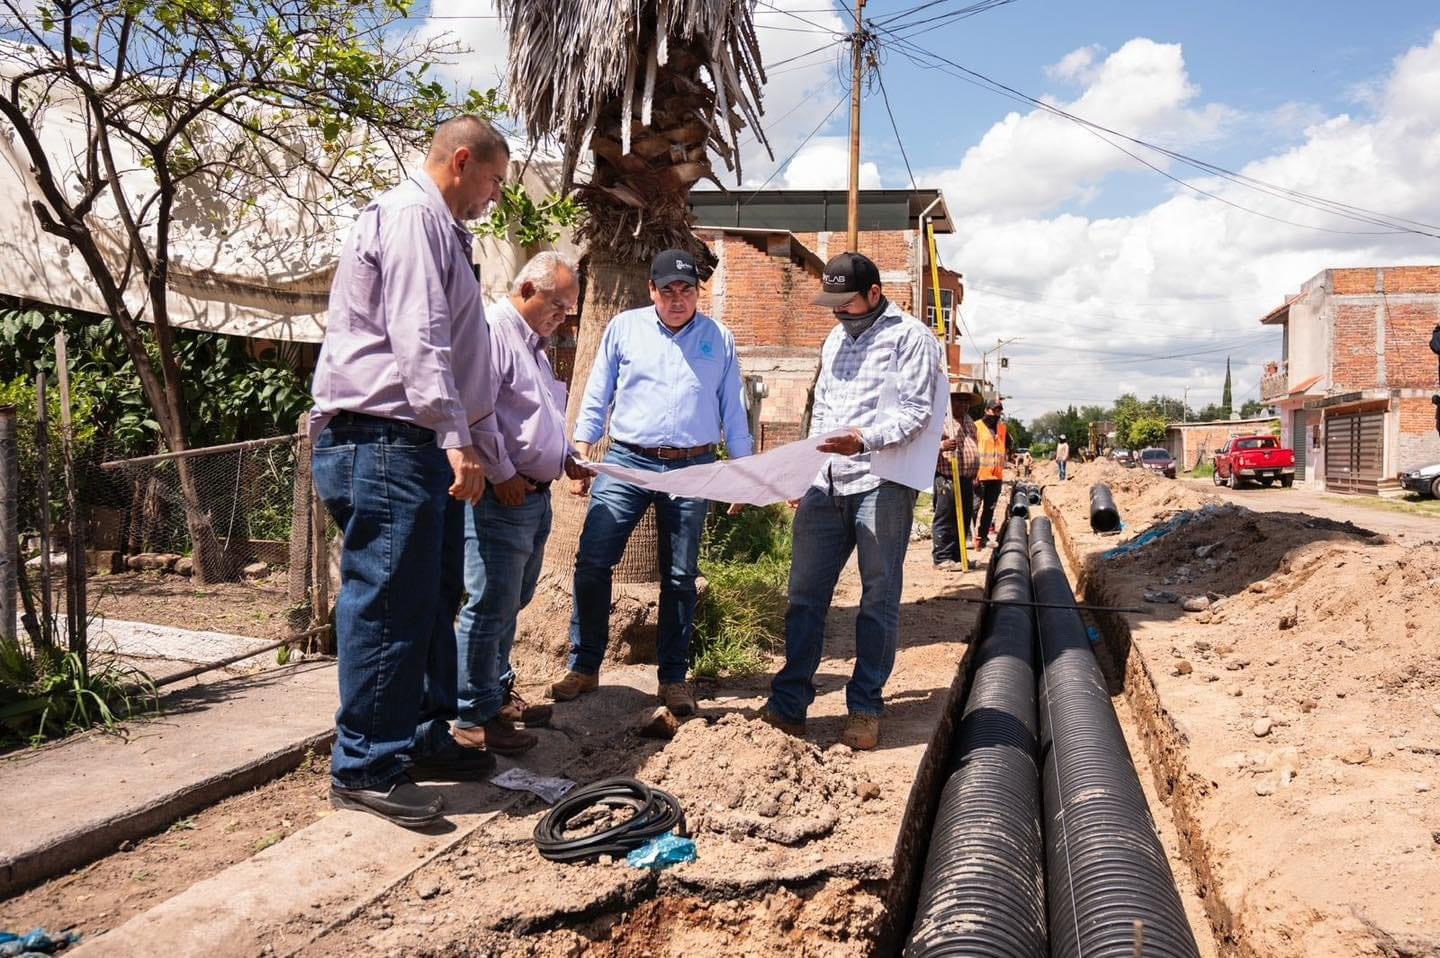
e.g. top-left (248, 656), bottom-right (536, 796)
top-left (1057, 459), bottom-right (1068, 481)
top-left (976, 478), bottom-right (1004, 548)
top-left (456, 485), bottom-right (553, 727)
top-left (931, 473), bottom-right (974, 563)
top-left (767, 481), bottom-right (916, 723)
top-left (568, 444), bottom-right (714, 685)
top-left (311, 415), bottom-right (463, 790)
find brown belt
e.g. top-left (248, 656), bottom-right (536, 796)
top-left (615, 440), bottom-right (716, 461)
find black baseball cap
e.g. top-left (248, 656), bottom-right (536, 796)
top-left (813, 252), bottom-right (882, 307)
top-left (651, 249), bottom-right (699, 288)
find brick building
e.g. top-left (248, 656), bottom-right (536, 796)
top-left (1163, 417), bottom-right (1280, 472)
top-left (687, 189), bottom-right (982, 449)
top-left (1258, 265), bottom-right (1440, 493)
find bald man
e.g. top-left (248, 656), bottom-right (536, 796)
top-left (310, 115), bottom-right (510, 828)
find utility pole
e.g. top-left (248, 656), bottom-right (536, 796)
top-left (846, 0), bottom-right (866, 252)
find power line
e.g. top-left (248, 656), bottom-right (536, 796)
top-left (873, 29), bottom-right (1440, 239)
top-left (754, 0), bottom-right (842, 34)
top-left (736, 92), bottom-right (849, 205)
top-left (874, 64), bottom-right (917, 191)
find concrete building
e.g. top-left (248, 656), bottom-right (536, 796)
top-left (1258, 266), bottom-right (1440, 493)
top-left (1164, 417), bottom-right (1281, 472)
top-left (687, 189), bottom-right (987, 450)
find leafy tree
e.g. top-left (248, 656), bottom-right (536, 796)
top-left (0, 0), bottom-right (500, 580)
top-left (1127, 416), bottom-right (1168, 450)
top-left (1239, 399), bottom-right (1267, 419)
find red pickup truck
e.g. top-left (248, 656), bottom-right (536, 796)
top-left (1212, 435), bottom-right (1296, 489)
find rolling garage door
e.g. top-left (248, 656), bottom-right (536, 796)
top-left (1325, 410), bottom-right (1384, 493)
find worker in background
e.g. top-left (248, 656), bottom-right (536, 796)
top-left (552, 249), bottom-right (752, 717)
top-left (765, 252), bottom-right (942, 751)
top-left (932, 386), bottom-right (979, 570)
top-left (973, 396), bottom-right (1014, 553)
top-left (452, 252), bottom-right (586, 757)
top-left (1056, 434), bottom-right (1070, 481)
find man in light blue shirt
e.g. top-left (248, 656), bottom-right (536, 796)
top-left (551, 249), bottom-right (752, 716)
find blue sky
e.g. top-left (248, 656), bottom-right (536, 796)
top-left (424, 0), bottom-right (1440, 420)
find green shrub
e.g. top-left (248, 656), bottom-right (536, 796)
top-left (0, 638), bottom-right (158, 748)
top-left (692, 505), bottom-right (793, 678)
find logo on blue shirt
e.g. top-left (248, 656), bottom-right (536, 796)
top-left (700, 340), bottom-right (713, 357)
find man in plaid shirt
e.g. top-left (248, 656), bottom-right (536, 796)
top-left (932, 386), bottom-right (979, 568)
top-left (765, 252), bottom-right (942, 752)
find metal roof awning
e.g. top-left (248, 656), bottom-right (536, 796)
top-left (1304, 388), bottom-right (1392, 411)
top-left (689, 188), bottom-right (953, 234)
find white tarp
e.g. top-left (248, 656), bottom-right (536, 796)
top-left (0, 52), bottom-right (576, 342)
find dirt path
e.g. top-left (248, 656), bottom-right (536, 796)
top-left (1045, 459), bottom-right (1440, 957)
top-left (1179, 478), bottom-right (1440, 543)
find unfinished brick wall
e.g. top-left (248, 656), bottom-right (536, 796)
top-left (1397, 398), bottom-right (1440, 471)
top-left (1385, 301), bottom-right (1440, 390)
top-left (696, 230), bottom-right (835, 349)
top-left (1332, 303), bottom-right (1378, 390)
top-left (1330, 266), bottom-right (1440, 296)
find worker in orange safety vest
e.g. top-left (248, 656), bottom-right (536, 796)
top-left (973, 396), bottom-right (1014, 551)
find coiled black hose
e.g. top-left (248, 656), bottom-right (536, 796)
top-left (907, 518), bottom-right (1047, 957)
top-left (533, 777), bottom-right (686, 863)
top-left (1028, 517), bottom-right (1200, 957)
top-left (1089, 483), bottom-right (1121, 533)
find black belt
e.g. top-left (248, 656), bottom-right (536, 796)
top-left (614, 440), bottom-right (715, 461)
top-left (328, 410), bottom-right (435, 440)
top-left (523, 477), bottom-right (552, 494)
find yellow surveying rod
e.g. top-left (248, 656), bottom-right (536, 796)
top-left (927, 221), bottom-right (968, 571)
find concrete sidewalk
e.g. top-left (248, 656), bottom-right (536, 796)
top-left (0, 660), bottom-right (337, 896)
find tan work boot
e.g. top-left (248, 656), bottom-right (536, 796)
top-left (762, 708), bottom-right (806, 738)
top-left (549, 670), bottom-right (598, 702)
top-left (659, 682), bottom-right (696, 717)
top-left (841, 713), bottom-right (880, 751)
top-left (499, 687), bottom-right (553, 727)
top-left (452, 720), bottom-right (537, 756)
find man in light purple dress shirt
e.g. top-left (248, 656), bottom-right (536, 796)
top-left (309, 116), bottom-right (509, 828)
top-left (452, 252), bottom-right (587, 756)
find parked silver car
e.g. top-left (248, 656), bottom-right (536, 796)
top-left (1400, 462), bottom-right (1440, 498)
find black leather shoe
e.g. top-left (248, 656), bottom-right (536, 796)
top-left (408, 743), bottom-right (497, 782)
top-left (330, 776), bottom-right (444, 828)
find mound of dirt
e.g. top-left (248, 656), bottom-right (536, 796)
top-left (640, 714), bottom-right (861, 847)
top-left (510, 572), bottom-right (661, 683)
top-left (1073, 459), bottom-right (1223, 516)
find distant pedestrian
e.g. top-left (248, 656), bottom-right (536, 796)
top-left (1056, 435), bottom-right (1070, 481)
top-left (452, 252), bottom-right (586, 757)
top-left (973, 397), bottom-right (1014, 552)
top-left (765, 252), bottom-right (943, 751)
top-left (932, 386), bottom-right (979, 569)
top-left (550, 249), bottom-right (753, 717)
top-left (309, 115), bottom-right (510, 828)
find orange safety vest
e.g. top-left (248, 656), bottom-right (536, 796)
top-left (976, 419), bottom-right (1007, 481)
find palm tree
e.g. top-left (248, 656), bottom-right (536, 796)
top-left (500, 0), bottom-right (770, 583)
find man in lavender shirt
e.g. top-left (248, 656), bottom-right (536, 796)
top-left (309, 116), bottom-right (508, 828)
top-left (452, 252), bottom-right (588, 756)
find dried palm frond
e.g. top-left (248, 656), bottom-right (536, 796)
top-left (498, 0), bottom-right (771, 192)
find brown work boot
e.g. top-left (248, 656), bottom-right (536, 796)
top-left (841, 713), bottom-right (880, 751)
top-left (761, 708), bottom-right (806, 738)
top-left (549, 670), bottom-right (598, 702)
top-left (659, 682), bottom-right (696, 717)
top-left (451, 720), bottom-right (537, 756)
top-left (499, 687), bottom-right (553, 727)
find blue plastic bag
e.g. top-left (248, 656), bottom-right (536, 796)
top-left (626, 831), bottom-right (697, 870)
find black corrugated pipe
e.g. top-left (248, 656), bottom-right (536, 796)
top-left (1028, 516), bottom-right (1200, 958)
top-left (1010, 486), bottom-right (1031, 518)
top-left (906, 518), bottom-right (1047, 958)
top-left (1027, 485), bottom-right (1042, 506)
top-left (1089, 483), bottom-right (1121, 533)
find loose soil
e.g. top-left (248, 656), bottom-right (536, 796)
top-left (0, 751), bottom-right (331, 941)
top-left (84, 570), bottom-right (296, 642)
top-left (1045, 459), bottom-right (1440, 957)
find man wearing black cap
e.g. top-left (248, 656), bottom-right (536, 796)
top-left (551, 249), bottom-right (752, 717)
top-left (765, 251), bottom-right (942, 751)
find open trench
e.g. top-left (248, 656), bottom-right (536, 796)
top-left (891, 490), bottom-right (1225, 957)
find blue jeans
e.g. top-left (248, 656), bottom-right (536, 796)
top-left (768, 481), bottom-right (916, 723)
top-left (456, 485), bottom-right (553, 727)
top-left (311, 414), bottom-right (463, 790)
top-left (1058, 459), bottom-right (1068, 480)
top-left (568, 444), bottom-right (715, 684)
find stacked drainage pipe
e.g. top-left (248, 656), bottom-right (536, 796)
top-left (1089, 482), bottom-right (1122, 533)
top-left (1028, 517), bottom-right (1200, 957)
top-left (1010, 485), bottom-right (1031, 518)
top-left (906, 517), bottom-right (1047, 957)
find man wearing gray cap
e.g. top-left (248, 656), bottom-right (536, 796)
top-left (550, 249), bottom-right (753, 716)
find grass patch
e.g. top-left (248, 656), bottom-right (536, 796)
top-left (692, 504), bottom-right (793, 679)
top-left (1326, 492), bottom-right (1440, 518)
top-left (1, 639), bottom-right (158, 749)
top-left (1188, 460), bottom-right (1215, 479)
